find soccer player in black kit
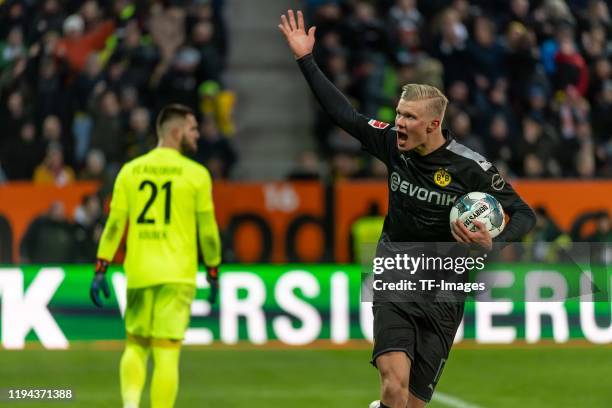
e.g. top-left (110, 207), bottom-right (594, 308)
top-left (279, 10), bottom-right (535, 408)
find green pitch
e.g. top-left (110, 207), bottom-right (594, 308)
top-left (0, 344), bottom-right (610, 407)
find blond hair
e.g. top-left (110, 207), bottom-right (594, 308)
top-left (401, 84), bottom-right (448, 120)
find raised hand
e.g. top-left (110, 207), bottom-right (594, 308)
top-left (278, 9), bottom-right (316, 59)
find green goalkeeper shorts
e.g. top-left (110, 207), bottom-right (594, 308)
top-left (125, 283), bottom-right (196, 340)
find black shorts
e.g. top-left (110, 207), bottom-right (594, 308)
top-left (371, 301), bottom-right (464, 402)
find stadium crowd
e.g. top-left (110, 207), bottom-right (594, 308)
top-left (1, 0), bottom-right (611, 263)
top-left (298, 0), bottom-right (611, 181)
top-left (0, 0), bottom-right (237, 187)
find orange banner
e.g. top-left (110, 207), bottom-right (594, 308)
top-left (512, 180), bottom-right (612, 229)
top-left (1, 180), bottom-right (611, 263)
top-left (212, 181), bottom-right (327, 263)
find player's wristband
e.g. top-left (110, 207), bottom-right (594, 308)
top-left (95, 259), bottom-right (110, 275)
top-left (207, 266), bottom-right (219, 280)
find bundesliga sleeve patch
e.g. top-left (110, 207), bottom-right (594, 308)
top-left (368, 119), bottom-right (390, 129)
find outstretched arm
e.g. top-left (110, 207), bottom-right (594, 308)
top-left (278, 10), bottom-right (359, 134)
top-left (278, 10), bottom-right (394, 162)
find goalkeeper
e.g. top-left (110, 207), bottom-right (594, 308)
top-left (90, 104), bottom-right (221, 408)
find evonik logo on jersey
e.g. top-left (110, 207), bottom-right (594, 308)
top-left (390, 172), bottom-right (458, 206)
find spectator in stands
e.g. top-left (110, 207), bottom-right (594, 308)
top-left (331, 153), bottom-right (361, 181)
top-left (467, 15), bottom-right (506, 87)
top-left (125, 107), bottom-right (154, 160)
top-left (20, 201), bottom-right (77, 264)
top-left (73, 193), bottom-right (104, 262)
top-left (33, 142), bottom-right (75, 186)
top-left (110, 19), bottom-right (159, 93)
top-left (503, 22), bottom-right (541, 107)
top-left (525, 84), bottom-right (554, 124)
top-left (191, 20), bottom-right (223, 83)
top-left (0, 1), bottom-right (27, 38)
top-left (41, 114), bottom-right (73, 162)
top-left (570, 210), bottom-right (612, 264)
top-left (523, 153), bottom-right (547, 178)
top-left (55, 13), bottom-right (115, 73)
top-left (484, 114), bottom-right (515, 173)
top-left (575, 122), bottom-right (597, 178)
top-left (449, 111), bottom-right (485, 155)
top-left (41, 113), bottom-right (62, 141)
top-left (590, 66), bottom-right (611, 136)
top-left (0, 89), bottom-right (30, 173)
top-left (0, 26), bottom-right (26, 70)
top-left (556, 85), bottom-right (590, 173)
top-left (34, 55), bottom-right (70, 120)
top-left (586, 212), bottom-right (612, 243)
top-left (3, 121), bottom-right (42, 180)
top-left (73, 53), bottom-right (104, 110)
top-left (0, 1), bottom-right (231, 184)
top-left (118, 86), bottom-right (139, 127)
top-left (522, 206), bottom-right (571, 262)
top-left (301, 0), bottom-right (612, 179)
top-left (580, 0), bottom-right (611, 34)
top-left (287, 151), bottom-right (322, 181)
top-left (554, 34), bottom-right (589, 96)
top-left (157, 46), bottom-right (201, 111)
top-left (2, 91), bottom-right (27, 143)
top-left (446, 80), bottom-right (477, 122)
top-left (28, 0), bottom-right (65, 43)
top-left (79, 148), bottom-right (106, 182)
top-left (503, 0), bottom-right (534, 31)
top-left (345, 1), bottom-right (389, 56)
top-left (196, 115), bottom-right (237, 178)
top-left (517, 115), bottom-right (560, 177)
top-left (433, 8), bottom-right (470, 87)
top-left (89, 87), bottom-right (124, 169)
top-left (388, 0), bottom-right (423, 33)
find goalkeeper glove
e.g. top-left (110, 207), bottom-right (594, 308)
top-left (206, 266), bottom-right (219, 304)
top-left (90, 259), bottom-right (110, 308)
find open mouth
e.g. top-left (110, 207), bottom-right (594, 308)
top-left (393, 127), bottom-right (409, 148)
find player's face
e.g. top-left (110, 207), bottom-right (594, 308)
top-left (180, 114), bottom-right (200, 154)
top-left (394, 99), bottom-right (433, 152)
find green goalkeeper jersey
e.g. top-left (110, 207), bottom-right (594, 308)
top-left (97, 147), bottom-right (220, 288)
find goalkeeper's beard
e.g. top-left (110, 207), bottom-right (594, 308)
top-left (180, 134), bottom-right (197, 155)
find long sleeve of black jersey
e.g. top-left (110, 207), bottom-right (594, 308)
top-left (476, 166), bottom-right (536, 242)
top-left (493, 197), bottom-right (535, 243)
top-left (297, 54), bottom-right (394, 164)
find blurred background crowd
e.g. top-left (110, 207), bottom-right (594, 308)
top-left (1, 0), bottom-right (610, 185)
top-left (0, 0), bottom-right (237, 189)
top-left (0, 0), bottom-right (610, 264)
top-left (292, 0), bottom-right (611, 181)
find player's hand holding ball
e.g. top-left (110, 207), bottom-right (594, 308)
top-left (450, 192), bottom-right (506, 251)
top-left (278, 9), bottom-right (316, 59)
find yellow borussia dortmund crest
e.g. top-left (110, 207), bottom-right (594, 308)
top-left (434, 168), bottom-right (451, 187)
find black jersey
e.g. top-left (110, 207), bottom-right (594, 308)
top-left (298, 54), bottom-right (535, 243)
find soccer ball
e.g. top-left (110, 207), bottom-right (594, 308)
top-left (368, 401), bottom-right (381, 408)
top-left (449, 192), bottom-right (505, 238)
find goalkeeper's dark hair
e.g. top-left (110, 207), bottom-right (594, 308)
top-left (156, 104), bottom-right (194, 138)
